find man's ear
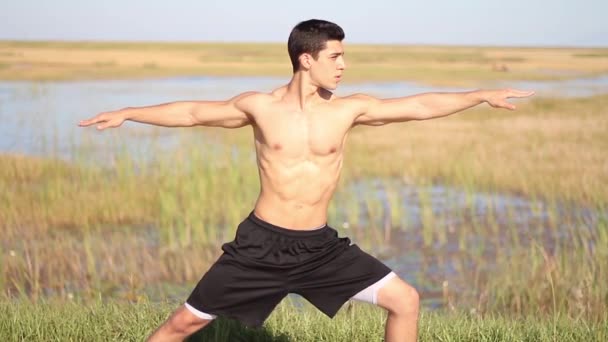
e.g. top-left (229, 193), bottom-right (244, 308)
top-left (299, 53), bottom-right (312, 70)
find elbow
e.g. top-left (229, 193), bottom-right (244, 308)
top-left (409, 104), bottom-right (435, 121)
top-left (412, 114), bottom-right (432, 121)
top-left (187, 112), bottom-right (200, 126)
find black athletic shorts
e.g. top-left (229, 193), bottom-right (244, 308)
top-left (186, 212), bottom-right (392, 327)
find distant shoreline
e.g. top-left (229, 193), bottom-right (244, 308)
top-left (1, 41), bottom-right (607, 85)
top-left (3, 39), bottom-right (607, 49)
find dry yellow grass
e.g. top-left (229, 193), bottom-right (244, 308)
top-left (1, 41), bottom-right (607, 85)
top-left (1, 94), bottom-right (606, 311)
top-left (345, 94), bottom-right (608, 207)
top-left (1, 41), bottom-right (606, 310)
top-left (2, 94), bottom-right (605, 240)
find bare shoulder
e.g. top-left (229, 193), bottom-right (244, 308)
top-left (238, 86), bottom-right (290, 105)
top-left (331, 93), bottom-right (379, 114)
top-left (340, 93), bottom-right (377, 102)
top-left (232, 90), bottom-right (275, 110)
top-left (269, 84), bottom-right (289, 99)
top-left (233, 91), bottom-right (270, 104)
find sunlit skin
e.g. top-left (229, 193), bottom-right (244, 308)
top-left (80, 39), bottom-right (534, 342)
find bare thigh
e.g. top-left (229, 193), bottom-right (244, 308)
top-left (375, 276), bottom-right (420, 314)
top-left (167, 305), bottom-right (214, 333)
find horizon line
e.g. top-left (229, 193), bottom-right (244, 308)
top-left (1, 38), bottom-right (607, 50)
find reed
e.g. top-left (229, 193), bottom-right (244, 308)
top-left (0, 82), bottom-right (606, 325)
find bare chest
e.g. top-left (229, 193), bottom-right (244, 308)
top-left (255, 111), bottom-right (349, 157)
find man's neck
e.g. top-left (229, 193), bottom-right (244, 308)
top-left (285, 72), bottom-right (326, 111)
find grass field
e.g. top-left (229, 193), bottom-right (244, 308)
top-left (1, 41), bottom-right (608, 85)
top-left (1, 300), bottom-right (606, 341)
top-left (1, 41), bottom-right (607, 340)
top-left (2, 94), bottom-right (606, 318)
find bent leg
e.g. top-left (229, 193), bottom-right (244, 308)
top-left (377, 275), bottom-right (420, 342)
top-left (352, 273), bottom-right (419, 342)
top-left (146, 304), bottom-right (215, 342)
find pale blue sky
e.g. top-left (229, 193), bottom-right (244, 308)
top-left (1, 0), bottom-right (607, 47)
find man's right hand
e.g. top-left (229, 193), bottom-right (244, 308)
top-left (79, 110), bottom-right (127, 130)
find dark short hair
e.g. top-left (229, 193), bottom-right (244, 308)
top-left (287, 19), bottom-right (345, 72)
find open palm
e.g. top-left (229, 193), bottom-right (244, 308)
top-left (485, 89), bottom-right (535, 110)
top-left (79, 111), bottom-right (126, 130)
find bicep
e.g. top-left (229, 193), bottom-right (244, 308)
top-left (190, 92), bottom-right (256, 128)
top-left (353, 95), bottom-right (423, 126)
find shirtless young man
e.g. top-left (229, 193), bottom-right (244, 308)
top-left (80, 19), bottom-right (533, 342)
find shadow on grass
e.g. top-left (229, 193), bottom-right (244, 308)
top-left (187, 317), bottom-right (290, 342)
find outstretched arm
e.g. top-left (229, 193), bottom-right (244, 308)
top-left (79, 91), bottom-right (258, 130)
top-left (352, 89), bottom-right (535, 126)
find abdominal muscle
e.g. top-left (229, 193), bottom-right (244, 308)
top-left (253, 147), bottom-right (344, 230)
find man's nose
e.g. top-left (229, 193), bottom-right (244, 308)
top-left (337, 57), bottom-right (346, 70)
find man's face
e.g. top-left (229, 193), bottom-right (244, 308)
top-left (309, 40), bottom-right (346, 90)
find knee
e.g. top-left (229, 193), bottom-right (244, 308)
top-left (405, 285), bottom-right (420, 313)
top-left (380, 280), bottom-right (420, 316)
top-left (396, 284), bottom-right (420, 315)
top-left (167, 309), bottom-right (211, 335)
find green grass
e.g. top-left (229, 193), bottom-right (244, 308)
top-left (1, 299), bottom-right (606, 341)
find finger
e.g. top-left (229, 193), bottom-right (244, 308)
top-left (98, 119), bottom-right (122, 130)
top-left (78, 118), bottom-right (95, 126)
top-left (495, 101), bottom-right (515, 110)
top-left (79, 115), bottom-right (104, 127)
top-left (96, 122), bottom-right (111, 130)
top-left (509, 89), bottom-right (535, 98)
top-left (504, 102), bottom-right (516, 110)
